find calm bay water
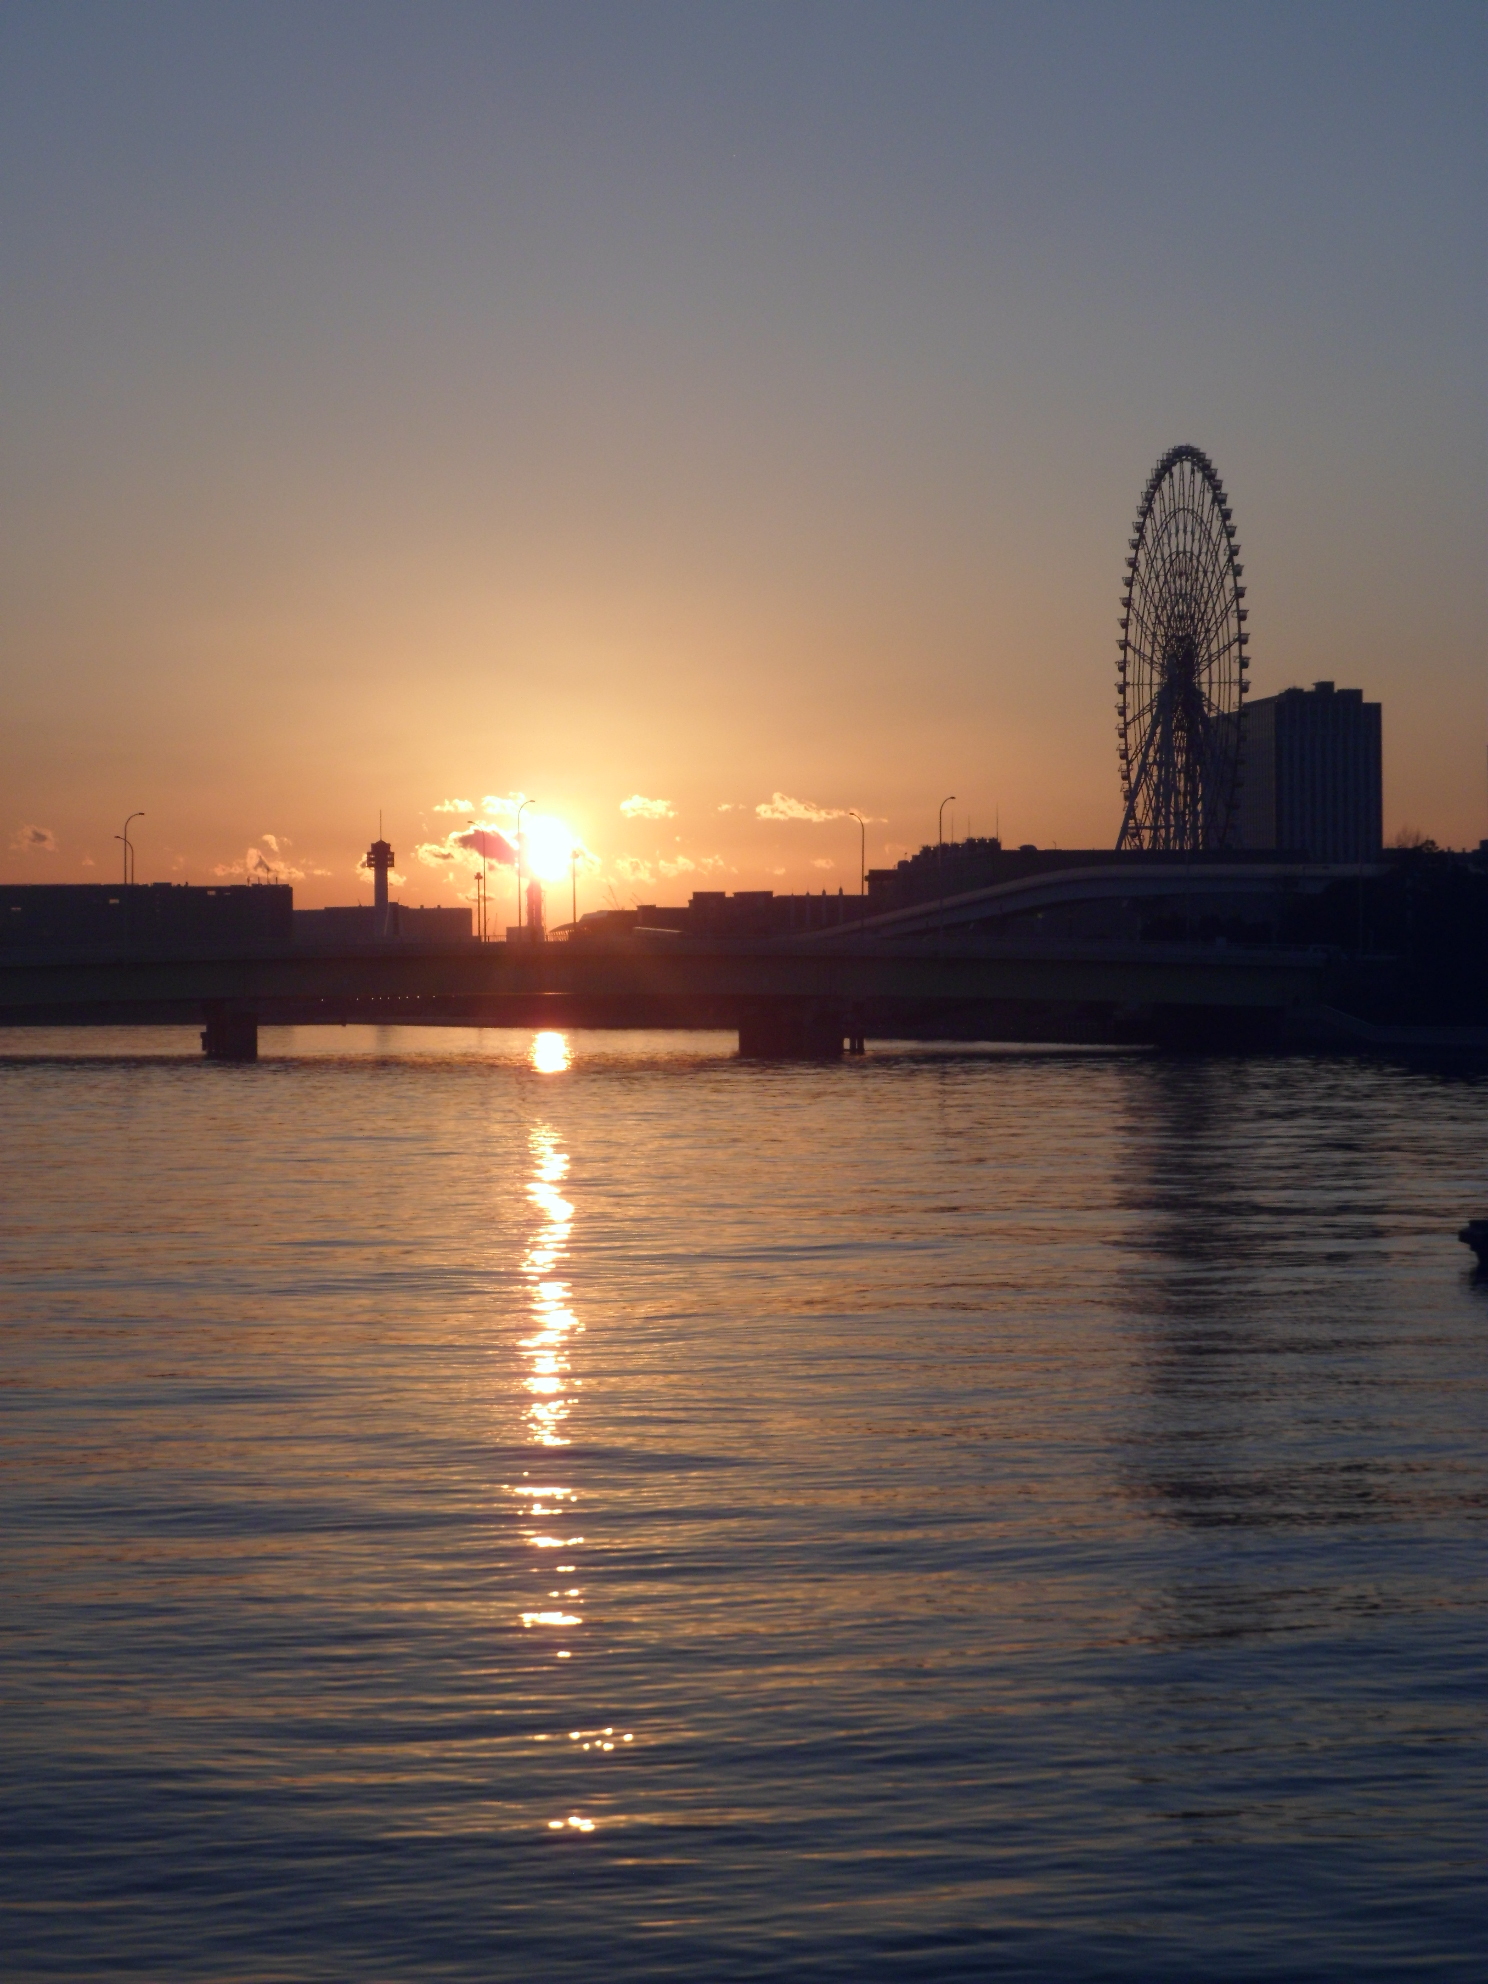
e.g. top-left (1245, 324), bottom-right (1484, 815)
top-left (1, 1027), bottom-right (1483, 1980)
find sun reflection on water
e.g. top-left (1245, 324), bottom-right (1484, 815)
top-left (511, 1122), bottom-right (630, 1832)
top-left (521, 1129), bottom-right (577, 1449)
top-left (514, 1127), bottom-right (581, 1670)
top-left (531, 1031), bottom-right (570, 1074)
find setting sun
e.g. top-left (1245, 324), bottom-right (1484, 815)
top-left (523, 816), bottom-right (582, 886)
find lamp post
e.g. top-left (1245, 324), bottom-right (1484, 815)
top-left (115, 811), bottom-right (144, 886)
top-left (848, 811), bottom-right (866, 900)
top-left (515, 799), bottom-right (533, 932)
top-left (571, 845), bottom-right (578, 930)
top-left (467, 821), bottom-right (490, 942)
top-left (937, 795), bottom-right (956, 945)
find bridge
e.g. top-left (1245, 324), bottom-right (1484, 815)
top-left (0, 898), bottom-right (1342, 1063)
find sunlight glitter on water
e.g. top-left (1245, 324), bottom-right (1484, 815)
top-left (520, 1129), bottom-right (577, 1447)
top-left (513, 1119), bottom-right (595, 1735)
top-left (1, 1031), bottom-right (1483, 1980)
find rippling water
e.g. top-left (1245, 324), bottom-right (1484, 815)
top-left (1, 1027), bottom-right (1483, 1980)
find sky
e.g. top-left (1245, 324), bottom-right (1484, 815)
top-left (1, 0), bottom-right (1483, 910)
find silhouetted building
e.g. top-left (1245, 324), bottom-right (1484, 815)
top-left (0, 883), bottom-right (293, 956)
top-left (1237, 682), bottom-right (1382, 861)
top-left (561, 891), bottom-right (870, 941)
top-left (867, 838), bottom-right (1005, 909)
top-left (293, 905), bottom-right (474, 950)
top-left (862, 840), bottom-right (1311, 916)
top-left (659, 890), bottom-right (868, 936)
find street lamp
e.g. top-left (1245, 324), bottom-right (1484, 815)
top-left (571, 845), bottom-right (578, 930)
top-left (115, 811), bottom-right (144, 886)
top-left (515, 798), bottom-right (533, 932)
top-left (848, 811), bottom-right (866, 899)
top-left (467, 820), bottom-right (490, 943)
top-left (937, 795), bottom-right (956, 945)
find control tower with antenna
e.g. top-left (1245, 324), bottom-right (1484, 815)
top-left (365, 814), bottom-right (394, 935)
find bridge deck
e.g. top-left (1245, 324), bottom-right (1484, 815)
top-left (0, 936), bottom-right (1331, 1058)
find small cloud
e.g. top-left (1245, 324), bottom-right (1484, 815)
top-left (81, 854), bottom-right (95, 868)
top-left (10, 824), bottom-right (58, 854)
top-left (696, 855), bottom-right (731, 874)
top-left (768, 866), bottom-right (787, 876)
top-left (717, 802), bottom-right (738, 813)
top-left (432, 798), bottom-right (475, 814)
top-left (620, 794), bottom-right (674, 819)
top-left (613, 855), bottom-right (654, 885)
top-left (811, 858), bottom-right (835, 869)
top-left (480, 794), bottom-right (522, 820)
top-left (454, 827), bottom-right (517, 865)
top-left (416, 826), bottom-right (517, 869)
top-left (247, 844), bottom-right (304, 881)
top-left (215, 837), bottom-right (308, 881)
top-left (659, 854), bottom-right (697, 877)
top-left (755, 793), bottom-right (843, 823)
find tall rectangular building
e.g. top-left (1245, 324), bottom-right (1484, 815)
top-left (1237, 681), bottom-right (1382, 861)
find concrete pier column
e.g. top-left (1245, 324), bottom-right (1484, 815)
top-left (201, 1003), bottom-right (259, 1062)
top-left (738, 1001), bottom-right (846, 1060)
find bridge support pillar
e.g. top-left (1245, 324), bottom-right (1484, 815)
top-left (738, 1002), bottom-right (846, 1060)
top-left (201, 1003), bottom-right (258, 1062)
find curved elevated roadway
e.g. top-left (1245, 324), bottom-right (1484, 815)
top-left (801, 860), bottom-right (1380, 946)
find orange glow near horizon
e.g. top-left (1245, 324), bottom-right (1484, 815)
top-left (1, 13), bottom-right (1479, 888)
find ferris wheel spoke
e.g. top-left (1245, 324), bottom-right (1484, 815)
top-left (1124, 678), bottom-right (1167, 731)
top-left (1193, 542), bottom-right (1237, 644)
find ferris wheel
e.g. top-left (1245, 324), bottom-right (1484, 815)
top-left (1115, 445), bottom-right (1249, 850)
